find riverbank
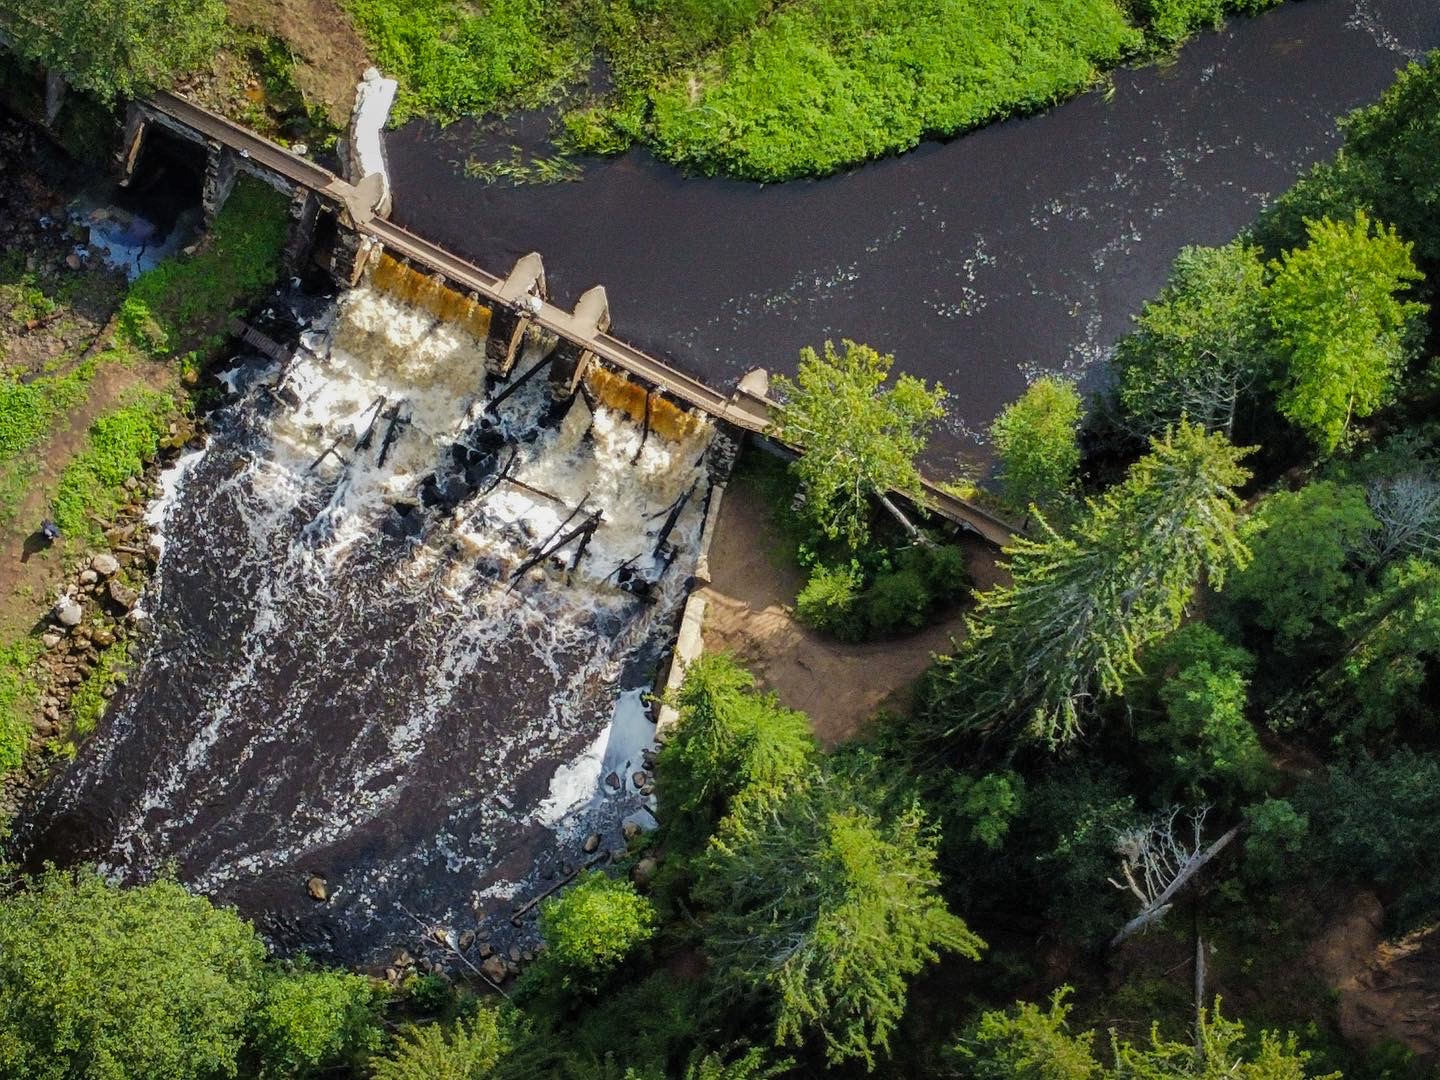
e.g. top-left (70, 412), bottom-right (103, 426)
top-left (695, 452), bottom-right (1002, 746)
top-left (0, 112), bottom-right (290, 819)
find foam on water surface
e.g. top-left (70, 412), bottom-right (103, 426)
top-left (18, 279), bottom-right (721, 963)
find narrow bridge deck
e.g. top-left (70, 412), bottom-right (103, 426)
top-left (148, 92), bottom-right (1018, 548)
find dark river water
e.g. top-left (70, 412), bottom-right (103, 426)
top-left (386, 0), bottom-right (1440, 472)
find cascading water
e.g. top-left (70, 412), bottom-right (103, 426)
top-left (16, 270), bottom-right (723, 964)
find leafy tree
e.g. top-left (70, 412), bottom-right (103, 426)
top-left (0, 868), bottom-right (267, 1080)
top-left (1298, 749), bottom-right (1440, 928)
top-left (1223, 481), bottom-right (1376, 655)
top-left (1268, 211), bottom-right (1425, 452)
top-left (1324, 556), bottom-right (1440, 737)
top-left (991, 376), bottom-right (1083, 516)
top-left (537, 872), bottom-right (656, 989)
top-left (1341, 53), bottom-right (1440, 268)
top-left (251, 967), bottom-right (383, 1078)
top-left (371, 1008), bottom-right (510, 1080)
top-left (770, 339), bottom-right (946, 548)
top-left (1240, 798), bottom-right (1310, 884)
top-left (656, 653), bottom-right (816, 854)
top-left (954, 989), bottom-right (1338, 1078)
top-left (1134, 625), bottom-right (1266, 802)
top-left (1111, 242), bottom-right (1270, 438)
top-left (0, 0), bottom-right (227, 102)
top-left (927, 422), bottom-right (1251, 747)
top-left (697, 776), bottom-right (982, 1069)
top-left (944, 770), bottom-right (1026, 851)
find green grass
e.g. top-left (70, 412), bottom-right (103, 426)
top-left (647, 0), bottom-right (1139, 180)
top-left (52, 390), bottom-right (180, 543)
top-left (345, 0), bottom-right (586, 123)
top-left (65, 637), bottom-right (130, 745)
top-left (119, 178), bottom-right (289, 358)
top-left (343, 0), bottom-right (1292, 181)
top-left (0, 637), bottom-right (43, 774)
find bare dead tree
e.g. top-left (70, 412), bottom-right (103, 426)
top-left (1108, 807), bottom-right (1239, 948)
top-left (1367, 473), bottom-right (1440, 562)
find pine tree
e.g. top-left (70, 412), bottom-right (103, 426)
top-left (926, 422), bottom-right (1250, 747)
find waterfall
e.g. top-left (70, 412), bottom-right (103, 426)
top-left (17, 273), bottom-right (721, 964)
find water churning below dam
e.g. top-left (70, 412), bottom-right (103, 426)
top-left (15, 270), bottom-right (723, 965)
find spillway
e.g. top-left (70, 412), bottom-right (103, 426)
top-left (15, 267), bottom-right (724, 964)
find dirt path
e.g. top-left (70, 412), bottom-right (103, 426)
top-left (1310, 892), bottom-right (1440, 1064)
top-left (699, 477), bottom-right (1004, 747)
top-left (0, 358), bottom-right (173, 636)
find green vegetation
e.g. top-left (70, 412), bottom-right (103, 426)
top-left (0, 0), bottom-right (226, 102)
top-left (926, 421), bottom-right (1251, 747)
top-left (535, 870), bottom-right (656, 989)
top-left (0, 638), bottom-right (42, 773)
top-left (51, 390), bottom-right (178, 542)
top-left (794, 543), bottom-right (970, 641)
top-left (992, 375), bottom-right (1083, 516)
top-left (956, 988), bottom-right (1336, 1078)
top-left (339, 0), bottom-right (1293, 182)
top-left (0, 869), bottom-right (385, 1079)
top-left (770, 339), bottom-right (945, 549)
top-left (1267, 211), bottom-right (1425, 452)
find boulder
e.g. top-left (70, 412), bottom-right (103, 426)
top-left (107, 580), bottom-right (139, 609)
top-left (90, 553), bottom-right (120, 577)
top-left (605, 771), bottom-right (621, 790)
top-left (481, 955), bottom-right (508, 983)
top-left (41, 632), bottom-right (62, 650)
top-left (507, 943), bottom-right (522, 963)
top-left (622, 821), bottom-right (641, 842)
top-left (458, 929), bottom-right (476, 952)
top-left (631, 770), bottom-right (647, 789)
top-left (78, 569), bottom-right (98, 586)
top-left (583, 833), bottom-right (601, 854)
top-left (91, 626), bottom-right (115, 648)
top-left (306, 876), bottom-right (328, 901)
top-left (631, 857), bottom-right (659, 891)
top-left (54, 596), bottom-right (82, 627)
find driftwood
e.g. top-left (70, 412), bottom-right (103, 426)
top-left (1109, 808), bottom-right (1239, 948)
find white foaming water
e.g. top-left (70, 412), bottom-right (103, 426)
top-left (40, 277), bottom-right (721, 962)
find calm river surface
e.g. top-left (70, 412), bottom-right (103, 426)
top-left (386, 0), bottom-right (1440, 471)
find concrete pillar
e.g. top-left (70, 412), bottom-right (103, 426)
top-left (43, 69), bottom-right (66, 128)
top-left (201, 140), bottom-right (240, 229)
top-left (549, 286), bottom-right (610, 399)
top-left (330, 230), bottom-right (378, 288)
top-left (346, 67), bottom-right (398, 219)
top-left (116, 105), bottom-right (148, 187)
top-left (484, 307), bottom-right (530, 376)
top-left (486, 253), bottom-right (549, 376)
top-left (281, 190), bottom-right (322, 275)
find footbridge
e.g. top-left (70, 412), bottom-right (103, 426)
top-left (122, 90), bottom-right (1018, 548)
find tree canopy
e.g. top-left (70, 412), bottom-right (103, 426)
top-left (1268, 211), bottom-right (1425, 452)
top-left (0, 869), bottom-right (267, 1080)
top-left (770, 340), bottom-right (946, 549)
top-left (697, 775), bottom-right (983, 1069)
top-left (0, 0), bottom-right (227, 102)
top-left (1111, 241), bottom-right (1270, 438)
top-left (992, 376), bottom-right (1083, 515)
top-left (927, 421), bottom-right (1251, 747)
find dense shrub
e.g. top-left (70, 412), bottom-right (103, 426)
top-left (649, 0), bottom-right (1139, 180)
top-left (796, 544), bottom-right (971, 642)
top-left (538, 871), bottom-right (656, 989)
top-left (991, 376), bottom-right (1083, 516)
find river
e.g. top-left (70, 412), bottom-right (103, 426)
top-left (384, 0), bottom-right (1440, 472)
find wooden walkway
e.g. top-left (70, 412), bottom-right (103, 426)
top-left (149, 92), bottom-right (1018, 548)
